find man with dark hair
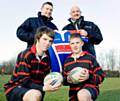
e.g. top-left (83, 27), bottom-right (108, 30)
top-left (17, 1), bottom-right (58, 47)
top-left (4, 26), bottom-right (60, 101)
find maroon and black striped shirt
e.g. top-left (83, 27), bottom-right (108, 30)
top-left (4, 45), bottom-right (51, 94)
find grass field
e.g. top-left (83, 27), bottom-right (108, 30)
top-left (0, 75), bottom-right (120, 101)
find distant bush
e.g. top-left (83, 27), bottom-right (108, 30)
top-left (0, 64), bottom-right (14, 75)
top-left (104, 70), bottom-right (120, 77)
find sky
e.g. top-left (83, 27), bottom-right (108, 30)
top-left (0, 0), bottom-right (120, 63)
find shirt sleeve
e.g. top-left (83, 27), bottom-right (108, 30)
top-left (88, 57), bottom-right (106, 85)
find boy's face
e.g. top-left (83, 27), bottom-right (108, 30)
top-left (70, 37), bottom-right (83, 54)
top-left (41, 4), bottom-right (53, 18)
top-left (37, 34), bottom-right (53, 52)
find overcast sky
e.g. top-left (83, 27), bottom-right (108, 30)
top-left (0, 0), bottom-right (120, 63)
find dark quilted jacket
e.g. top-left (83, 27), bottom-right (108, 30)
top-left (17, 12), bottom-right (58, 47)
top-left (62, 16), bottom-right (103, 56)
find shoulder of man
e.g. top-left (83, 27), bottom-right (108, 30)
top-left (27, 17), bottom-right (38, 21)
top-left (83, 20), bottom-right (96, 25)
top-left (47, 21), bottom-right (58, 30)
top-left (62, 23), bottom-right (73, 30)
top-left (82, 20), bottom-right (100, 30)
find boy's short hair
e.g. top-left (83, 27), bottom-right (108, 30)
top-left (70, 33), bottom-right (83, 42)
top-left (34, 26), bottom-right (55, 43)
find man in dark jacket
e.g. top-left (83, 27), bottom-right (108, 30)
top-left (17, 2), bottom-right (58, 47)
top-left (62, 6), bottom-right (103, 57)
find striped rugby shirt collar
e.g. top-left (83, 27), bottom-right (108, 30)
top-left (70, 51), bottom-right (88, 61)
top-left (31, 44), bottom-right (48, 60)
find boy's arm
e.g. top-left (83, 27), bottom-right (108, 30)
top-left (88, 57), bottom-right (106, 85)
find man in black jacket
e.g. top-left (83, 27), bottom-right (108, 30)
top-left (62, 6), bottom-right (103, 57)
top-left (17, 2), bottom-right (58, 47)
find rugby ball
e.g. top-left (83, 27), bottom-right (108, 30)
top-left (68, 67), bottom-right (88, 84)
top-left (44, 72), bottom-right (63, 86)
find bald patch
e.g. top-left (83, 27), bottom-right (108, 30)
top-left (70, 6), bottom-right (81, 13)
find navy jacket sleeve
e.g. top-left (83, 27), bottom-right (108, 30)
top-left (16, 18), bottom-right (35, 43)
top-left (87, 23), bottom-right (103, 45)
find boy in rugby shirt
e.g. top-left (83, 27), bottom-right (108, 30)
top-left (63, 33), bottom-right (105, 101)
top-left (4, 26), bottom-right (60, 101)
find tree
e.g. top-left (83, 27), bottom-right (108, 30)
top-left (107, 49), bottom-right (116, 71)
top-left (2, 57), bottom-right (16, 74)
top-left (97, 49), bottom-right (116, 71)
top-left (117, 50), bottom-right (120, 71)
top-left (97, 52), bottom-right (106, 70)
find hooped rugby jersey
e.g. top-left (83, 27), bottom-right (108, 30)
top-left (49, 30), bottom-right (88, 72)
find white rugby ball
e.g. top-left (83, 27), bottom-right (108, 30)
top-left (68, 67), bottom-right (87, 84)
top-left (44, 72), bottom-right (63, 86)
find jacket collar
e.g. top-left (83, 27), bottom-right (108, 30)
top-left (38, 12), bottom-right (53, 21)
top-left (68, 16), bottom-right (84, 23)
top-left (69, 51), bottom-right (88, 58)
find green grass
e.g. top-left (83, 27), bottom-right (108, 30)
top-left (0, 75), bottom-right (10, 101)
top-left (0, 75), bottom-right (120, 101)
top-left (97, 78), bottom-right (120, 101)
